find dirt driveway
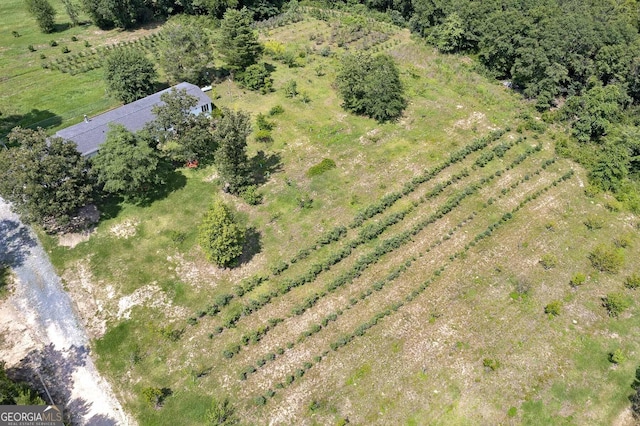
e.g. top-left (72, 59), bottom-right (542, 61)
top-left (0, 198), bottom-right (132, 425)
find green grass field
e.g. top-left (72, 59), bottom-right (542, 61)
top-left (7, 7), bottom-right (640, 425)
top-left (0, 0), bottom-right (165, 139)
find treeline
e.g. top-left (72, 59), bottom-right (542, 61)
top-left (326, 0), bottom-right (640, 209)
top-left (79, 0), bottom-right (288, 29)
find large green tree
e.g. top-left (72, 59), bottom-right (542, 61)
top-left (214, 108), bottom-right (252, 194)
top-left (0, 361), bottom-right (45, 405)
top-left (62, 0), bottom-right (81, 26)
top-left (336, 52), bottom-right (406, 122)
top-left (91, 125), bottom-right (164, 202)
top-left (25, 0), bottom-right (56, 33)
top-left (159, 18), bottom-right (215, 85)
top-left (147, 88), bottom-right (216, 163)
top-left (564, 83), bottom-right (630, 143)
top-left (81, 0), bottom-right (148, 29)
top-left (217, 8), bottom-right (263, 73)
top-left (103, 49), bottom-right (157, 104)
top-left (198, 200), bottom-right (246, 267)
top-left (0, 128), bottom-right (93, 231)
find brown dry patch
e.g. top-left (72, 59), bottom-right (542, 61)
top-left (58, 230), bottom-right (94, 248)
top-left (63, 260), bottom-right (188, 339)
top-left (62, 260), bottom-right (112, 339)
top-left (109, 218), bottom-right (139, 239)
top-left (116, 283), bottom-right (187, 320)
top-left (613, 408), bottom-right (636, 426)
top-left (168, 249), bottom-right (267, 291)
top-left (0, 294), bottom-right (40, 367)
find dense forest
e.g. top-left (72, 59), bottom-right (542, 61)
top-left (39, 0), bottom-right (640, 208)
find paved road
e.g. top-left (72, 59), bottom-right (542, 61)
top-left (0, 198), bottom-right (129, 425)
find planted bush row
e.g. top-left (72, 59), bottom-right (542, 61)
top-left (247, 169), bottom-right (574, 401)
top-left (242, 164), bottom-right (568, 380)
top-left (350, 130), bottom-right (507, 228)
top-left (196, 132), bottom-right (520, 333)
top-left (222, 143), bottom-right (538, 351)
top-left (211, 163), bottom-right (483, 333)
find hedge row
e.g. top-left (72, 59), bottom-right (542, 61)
top-left (220, 142), bottom-right (538, 354)
top-left (237, 147), bottom-right (556, 373)
top-left (247, 169), bottom-right (574, 402)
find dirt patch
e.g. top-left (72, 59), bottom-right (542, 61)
top-left (58, 230), bottom-right (94, 248)
top-left (203, 172), bottom-right (219, 182)
top-left (117, 284), bottom-right (186, 320)
top-left (110, 219), bottom-right (139, 239)
top-left (0, 295), bottom-right (40, 367)
top-left (359, 128), bottom-right (381, 144)
top-left (169, 250), bottom-right (267, 290)
top-left (453, 111), bottom-right (487, 130)
top-left (63, 260), bottom-right (189, 338)
top-left (61, 261), bottom-right (112, 339)
top-left (612, 408), bottom-right (636, 426)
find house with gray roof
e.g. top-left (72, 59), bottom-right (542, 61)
top-left (56, 82), bottom-right (212, 157)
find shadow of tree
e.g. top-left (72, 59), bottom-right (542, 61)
top-left (236, 226), bottom-right (262, 266)
top-left (250, 150), bottom-right (282, 186)
top-left (52, 23), bottom-right (71, 33)
top-left (0, 219), bottom-right (38, 267)
top-left (137, 167), bottom-right (187, 207)
top-left (0, 110), bottom-right (62, 142)
top-left (6, 344), bottom-right (120, 425)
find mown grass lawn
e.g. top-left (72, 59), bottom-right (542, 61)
top-left (0, 0), bottom-right (166, 138)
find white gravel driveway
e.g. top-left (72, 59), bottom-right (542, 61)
top-left (0, 198), bottom-right (131, 425)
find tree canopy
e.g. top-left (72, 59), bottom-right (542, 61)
top-left (25, 0), bottom-right (56, 33)
top-left (103, 49), bottom-right (157, 104)
top-left (81, 0), bottom-right (151, 29)
top-left (218, 8), bottom-right (263, 73)
top-left (336, 52), bottom-right (406, 122)
top-left (159, 18), bottom-right (215, 85)
top-left (0, 128), bottom-right (93, 231)
top-left (0, 361), bottom-right (45, 405)
top-left (198, 200), bottom-right (246, 267)
top-left (91, 124), bottom-right (165, 202)
top-left (147, 88), bottom-right (217, 163)
top-left (214, 108), bottom-right (252, 194)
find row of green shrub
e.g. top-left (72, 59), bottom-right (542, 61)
top-left (350, 130), bottom-right (508, 228)
top-left (246, 169), bottom-right (575, 403)
top-left (192, 130), bottom-right (513, 331)
top-left (240, 160), bottom-right (566, 380)
top-left (216, 139), bottom-right (537, 350)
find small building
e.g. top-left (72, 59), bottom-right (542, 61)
top-left (56, 82), bottom-right (212, 157)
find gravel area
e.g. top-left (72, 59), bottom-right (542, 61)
top-left (0, 198), bottom-right (131, 425)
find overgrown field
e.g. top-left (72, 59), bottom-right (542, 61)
top-left (31, 12), bottom-right (640, 426)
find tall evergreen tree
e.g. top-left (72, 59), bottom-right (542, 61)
top-left (159, 18), bottom-right (214, 85)
top-left (0, 128), bottom-right (93, 231)
top-left (198, 200), bottom-right (246, 267)
top-left (217, 8), bottom-right (263, 73)
top-left (214, 108), bottom-right (252, 193)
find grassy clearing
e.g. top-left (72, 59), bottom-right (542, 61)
top-left (21, 11), bottom-right (640, 425)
